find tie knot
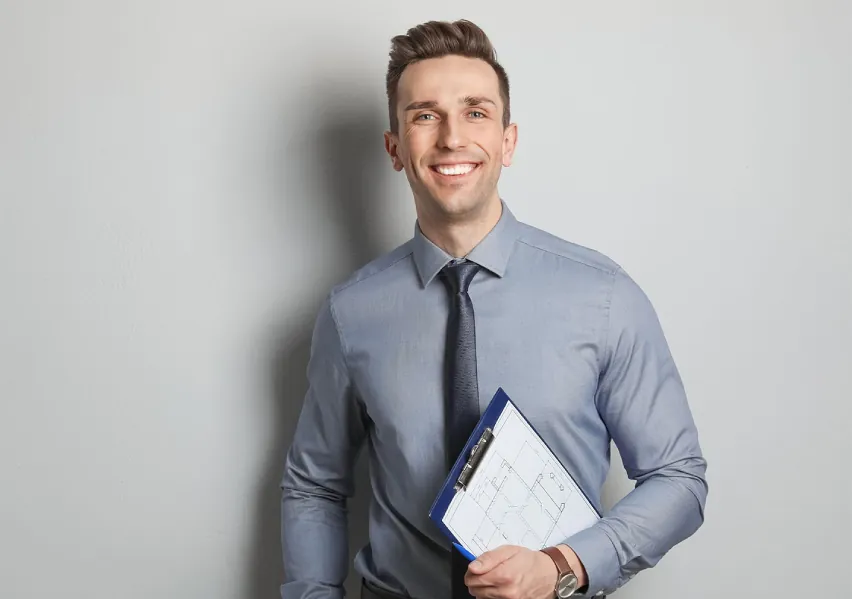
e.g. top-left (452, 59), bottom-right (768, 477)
top-left (440, 261), bottom-right (480, 295)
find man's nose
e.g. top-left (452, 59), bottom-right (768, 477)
top-left (438, 117), bottom-right (467, 150)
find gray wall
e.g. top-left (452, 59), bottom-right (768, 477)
top-left (1, 1), bottom-right (850, 598)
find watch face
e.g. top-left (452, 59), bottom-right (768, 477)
top-left (556, 573), bottom-right (578, 598)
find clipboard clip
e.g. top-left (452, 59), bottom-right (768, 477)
top-left (454, 427), bottom-right (494, 492)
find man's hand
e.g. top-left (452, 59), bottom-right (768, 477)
top-left (464, 544), bottom-right (585, 599)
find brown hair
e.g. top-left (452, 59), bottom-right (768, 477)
top-left (385, 19), bottom-right (510, 134)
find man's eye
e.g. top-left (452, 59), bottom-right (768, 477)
top-left (469, 111), bottom-right (485, 118)
top-left (416, 114), bottom-right (435, 120)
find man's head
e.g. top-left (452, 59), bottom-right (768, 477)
top-left (384, 20), bottom-right (518, 223)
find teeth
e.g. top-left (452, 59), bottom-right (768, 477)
top-left (435, 163), bottom-right (475, 176)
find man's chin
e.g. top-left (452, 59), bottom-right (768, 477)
top-left (418, 192), bottom-right (494, 221)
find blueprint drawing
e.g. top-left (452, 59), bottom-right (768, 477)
top-left (442, 401), bottom-right (599, 556)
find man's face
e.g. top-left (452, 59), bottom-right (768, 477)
top-left (385, 55), bottom-right (518, 221)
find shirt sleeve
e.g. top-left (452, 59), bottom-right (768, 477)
top-left (565, 267), bottom-right (709, 597)
top-left (280, 295), bottom-right (369, 599)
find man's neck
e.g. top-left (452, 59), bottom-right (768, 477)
top-left (417, 198), bottom-right (503, 259)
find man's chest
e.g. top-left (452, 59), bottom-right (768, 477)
top-left (345, 282), bottom-right (605, 450)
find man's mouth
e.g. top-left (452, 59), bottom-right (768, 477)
top-left (429, 163), bottom-right (480, 177)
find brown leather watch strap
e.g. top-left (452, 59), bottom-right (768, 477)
top-left (541, 546), bottom-right (573, 576)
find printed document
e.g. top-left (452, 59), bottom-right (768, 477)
top-left (440, 401), bottom-right (600, 556)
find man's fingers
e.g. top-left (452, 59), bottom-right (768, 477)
top-left (467, 584), bottom-right (500, 599)
top-left (467, 545), bottom-right (521, 575)
top-left (464, 570), bottom-right (499, 589)
top-left (468, 580), bottom-right (520, 599)
top-left (467, 578), bottom-right (510, 599)
top-left (465, 565), bottom-right (510, 587)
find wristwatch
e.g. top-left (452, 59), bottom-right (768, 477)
top-left (540, 546), bottom-right (579, 598)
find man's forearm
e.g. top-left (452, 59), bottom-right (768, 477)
top-left (555, 544), bottom-right (588, 588)
top-left (280, 296), bottom-right (366, 599)
top-left (564, 268), bottom-right (708, 596)
top-left (565, 455), bottom-right (707, 596)
top-left (280, 465), bottom-right (351, 599)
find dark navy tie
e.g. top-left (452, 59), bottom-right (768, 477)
top-left (439, 260), bottom-right (481, 599)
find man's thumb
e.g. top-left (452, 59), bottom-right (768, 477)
top-left (468, 545), bottom-right (519, 574)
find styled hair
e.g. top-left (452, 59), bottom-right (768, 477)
top-left (385, 19), bottom-right (510, 134)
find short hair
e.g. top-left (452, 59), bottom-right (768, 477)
top-left (385, 19), bottom-right (511, 134)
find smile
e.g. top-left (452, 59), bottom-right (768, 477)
top-left (429, 163), bottom-right (480, 177)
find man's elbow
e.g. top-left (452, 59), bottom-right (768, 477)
top-left (281, 459), bottom-right (350, 508)
top-left (639, 454), bottom-right (709, 522)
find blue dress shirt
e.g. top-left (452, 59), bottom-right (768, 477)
top-left (281, 201), bottom-right (708, 598)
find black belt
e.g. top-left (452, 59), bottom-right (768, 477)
top-left (360, 578), bottom-right (408, 599)
top-left (361, 577), bottom-right (605, 599)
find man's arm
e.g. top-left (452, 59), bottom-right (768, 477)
top-left (563, 267), bottom-right (709, 597)
top-left (280, 296), bottom-right (368, 599)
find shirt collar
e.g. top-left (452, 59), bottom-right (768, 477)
top-left (412, 200), bottom-right (519, 287)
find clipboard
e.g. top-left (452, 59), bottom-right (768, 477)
top-left (428, 387), bottom-right (601, 559)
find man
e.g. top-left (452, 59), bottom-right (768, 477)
top-left (281, 19), bottom-right (707, 599)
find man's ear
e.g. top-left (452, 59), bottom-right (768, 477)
top-left (501, 123), bottom-right (518, 167)
top-left (384, 131), bottom-right (405, 172)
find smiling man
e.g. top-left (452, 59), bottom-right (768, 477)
top-left (385, 53), bottom-right (512, 254)
top-left (281, 19), bottom-right (708, 599)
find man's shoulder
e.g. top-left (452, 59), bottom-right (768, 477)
top-left (328, 238), bottom-right (416, 305)
top-left (514, 220), bottom-right (622, 277)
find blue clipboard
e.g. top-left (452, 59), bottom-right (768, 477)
top-left (427, 387), bottom-right (601, 560)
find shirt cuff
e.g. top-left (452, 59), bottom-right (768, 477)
top-left (564, 525), bottom-right (621, 597)
top-left (280, 579), bottom-right (345, 599)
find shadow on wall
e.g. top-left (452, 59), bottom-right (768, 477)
top-left (245, 86), bottom-right (391, 599)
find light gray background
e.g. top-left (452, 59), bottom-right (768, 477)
top-left (1, 1), bottom-right (850, 598)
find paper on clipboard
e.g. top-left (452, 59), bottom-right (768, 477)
top-left (430, 390), bottom-right (600, 558)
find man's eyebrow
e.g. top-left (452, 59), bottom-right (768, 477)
top-left (463, 96), bottom-right (497, 107)
top-left (404, 100), bottom-right (438, 111)
top-left (403, 97), bottom-right (497, 112)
